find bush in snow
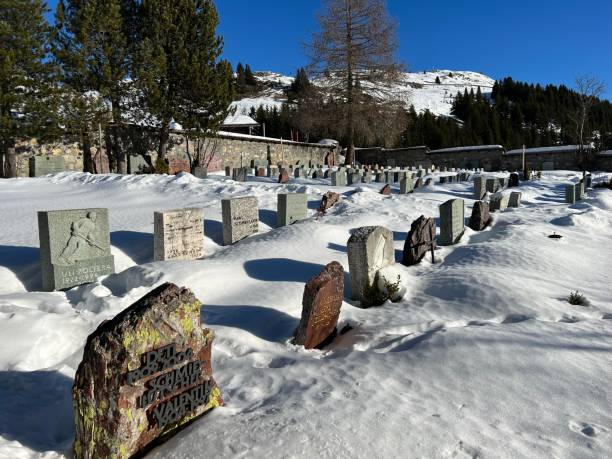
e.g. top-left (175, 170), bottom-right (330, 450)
top-left (568, 291), bottom-right (589, 306)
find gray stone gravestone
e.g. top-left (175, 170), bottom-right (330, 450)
top-left (509, 173), bottom-right (519, 187)
top-left (485, 178), bottom-right (498, 193)
top-left (72, 283), bottom-right (222, 459)
top-left (508, 192), bottom-right (522, 208)
top-left (439, 199), bottom-right (465, 246)
top-left (469, 201), bottom-right (491, 231)
top-left (29, 156), bottom-right (66, 177)
top-left (192, 166), bottom-right (208, 179)
top-left (277, 193), bottom-right (308, 226)
top-left (400, 177), bottom-right (413, 194)
top-left (221, 197), bottom-right (259, 245)
top-left (362, 171), bottom-right (372, 183)
top-left (574, 182), bottom-right (584, 201)
top-left (38, 208), bottom-right (115, 291)
top-left (347, 226), bottom-right (394, 305)
top-left (489, 192), bottom-right (509, 212)
top-left (154, 208), bottom-right (204, 261)
top-left (542, 161), bottom-right (554, 171)
top-left (473, 176), bottom-right (486, 200)
top-left (224, 166), bottom-right (231, 176)
top-left (586, 174), bottom-right (592, 188)
top-left (331, 171), bottom-right (347, 186)
top-left (348, 172), bottom-right (360, 185)
top-left (565, 184), bottom-right (576, 204)
top-left (232, 167), bottom-right (247, 182)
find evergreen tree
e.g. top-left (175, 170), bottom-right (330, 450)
top-left (289, 67), bottom-right (311, 101)
top-left (244, 63), bottom-right (257, 87)
top-left (0, 0), bottom-right (58, 177)
top-left (133, 0), bottom-right (233, 164)
top-left (236, 62), bottom-right (246, 93)
top-left (435, 76), bottom-right (441, 84)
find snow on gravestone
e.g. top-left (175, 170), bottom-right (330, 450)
top-left (439, 199), bottom-right (465, 246)
top-left (221, 196), bottom-right (259, 245)
top-left (38, 208), bottom-right (115, 291)
top-left (401, 215), bottom-right (436, 266)
top-left (277, 193), bottom-right (308, 227)
top-left (347, 226), bottom-right (394, 305)
top-left (154, 208), bottom-right (205, 261)
top-left (72, 283), bottom-right (222, 459)
top-left (292, 261), bottom-right (344, 349)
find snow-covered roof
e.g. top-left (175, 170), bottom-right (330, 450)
top-left (429, 145), bottom-right (504, 154)
top-left (215, 130), bottom-right (335, 148)
top-left (318, 139), bottom-right (339, 146)
top-left (506, 145), bottom-right (593, 155)
top-left (597, 150), bottom-right (612, 156)
top-left (222, 114), bottom-right (259, 127)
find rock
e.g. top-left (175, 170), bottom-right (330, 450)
top-left (401, 215), bottom-right (437, 266)
top-left (72, 283), bottom-right (222, 459)
top-left (469, 201), bottom-right (491, 231)
top-left (318, 191), bottom-right (341, 214)
top-left (292, 261), bottom-right (344, 349)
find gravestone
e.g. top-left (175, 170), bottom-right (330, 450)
top-left (38, 208), bottom-right (115, 291)
top-left (439, 199), bottom-right (465, 246)
top-left (508, 191), bottom-right (522, 208)
top-left (318, 191), bottom-right (341, 214)
top-left (224, 166), bottom-right (231, 177)
top-left (401, 216), bottom-right (436, 266)
top-left (232, 167), bottom-right (247, 182)
top-left (256, 167), bottom-right (266, 177)
top-left (72, 283), bottom-right (222, 459)
top-left (508, 173), bottom-right (519, 187)
top-left (348, 172), bottom-right (360, 185)
top-left (29, 156), bottom-right (66, 177)
top-left (424, 178), bottom-right (433, 186)
top-left (485, 178), bottom-right (499, 193)
top-left (192, 167), bottom-right (207, 179)
top-left (331, 171), bottom-right (347, 186)
top-left (542, 161), bottom-right (554, 171)
top-left (375, 172), bottom-right (385, 182)
top-left (292, 261), bottom-right (344, 349)
top-left (277, 193), bottom-right (308, 226)
top-left (414, 177), bottom-right (423, 189)
top-left (400, 177), bottom-right (413, 194)
top-left (154, 208), bottom-right (204, 261)
top-left (362, 171), bottom-right (372, 183)
top-left (267, 165), bottom-right (279, 178)
top-left (585, 174), bottom-right (592, 188)
top-left (278, 168), bottom-right (289, 183)
top-left (347, 226), bottom-right (394, 305)
top-left (469, 201), bottom-right (491, 231)
top-left (380, 184), bottom-right (391, 195)
top-left (574, 182), bottom-right (584, 201)
top-left (473, 176), bottom-right (486, 200)
top-left (439, 176), bottom-right (447, 184)
top-left (489, 192), bottom-right (509, 212)
top-left (565, 184), bottom-right (576, 204)
top-left (221, 197), bottom-right (259, 245)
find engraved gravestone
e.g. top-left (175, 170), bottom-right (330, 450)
top-left (277, 193), bottom-right (308, 226)
top-left (400, 176), bottom-right (413, 194)
top-left (292, 261), bottom-right (344, 349)
top-left (72, 283), bottom-right (222, 459)
top-left (154, 208), bottom-right (204, 261)
top-left (439, 199), bottom-right (465, 246)
top-left (489, 192), bottom-right (509, 212)
top-left (232, 167), bottom-right (247, 182)
top-left (508, 191), bottom-right (522, 208)
top-left (565, 184), bottom-right (576, 204)
top-left (347, 226), bottom-right (394, 306)
top-left (485, 178), bottom-right (498, 193)
top-left (29, 156), bottom-right (66, 177)
top-left (221, 197), bottom-right (259, 245)
top-left (574, 182), bottom-right (584, 201)
top-left (38, 208), bottom-right (115, 291)
top-left (473, 176), bottom-right (486, 199)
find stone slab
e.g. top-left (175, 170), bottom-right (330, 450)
top-left (221, 197), bottom-right (259, 245)
top-left (29, 156), bottom-right (66, 177)
top-left (154, 208), bottom-right (205, 261)
top-left (277, 193), bottom-right (308, 226)
top-left (439, 199), bottom-right (464, 246)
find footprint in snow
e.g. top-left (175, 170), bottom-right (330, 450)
top-left (569, 421), bottom-right (604, 438)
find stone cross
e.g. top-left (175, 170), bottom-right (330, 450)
top-left (292, 261), bottom-right (344, 349)
top-left (277, 193), bottom-right (308, 226)
top-left (439, 199), bottom-right (465, 246)
top-left (154, 208), bottom-right (204, 261)
top-left (221, 197), bottom-right (259, 245)
top-left (347, 226), bottom-right (394, 305)
top-left (72, 283), bottom-right (221, 459)
top-left (38, 208), bottom-right (115, 291)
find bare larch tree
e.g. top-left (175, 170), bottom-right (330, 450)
top-left (305, 0), bottom-right (405, 164)
top-left (571, 75), bottom-right (606, 168)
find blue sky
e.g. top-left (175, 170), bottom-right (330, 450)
top-left (46, 0), bottom-right (611, 99)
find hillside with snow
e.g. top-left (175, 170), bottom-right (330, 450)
top-left (230, 70), bottom-right (495, 118)
top-left (0, 170), bottom-right (611, 458)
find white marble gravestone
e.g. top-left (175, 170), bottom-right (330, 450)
top-left (154, 208), bottom-right (205, 261)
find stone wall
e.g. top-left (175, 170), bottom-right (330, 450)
top-left (429, 147), bottom-right (505, 171)
top-left (355, 147), bottom-right (430, 167)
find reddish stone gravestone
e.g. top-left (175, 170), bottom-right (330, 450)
top-left (380, 184), bottom-right (391, 195)
top-left (401, 215), bottom-right (437, 266)
top-left (256, 167), bottom-right (266, 177)
top-left (292, 261), bottom-right (344, 349)
top-left (72, 283), bottom-right (222, 459)
top-left (278, 169), bottom-right (289, 184)
top-left (168, 159), bottom-right (190, 175)
top-left (318, 191), bottom-right (341, 214)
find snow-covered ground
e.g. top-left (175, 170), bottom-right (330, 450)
top-left (231, 70), bottom-right (495, 118)
top-left (0, 170), bottom-right (611, 458)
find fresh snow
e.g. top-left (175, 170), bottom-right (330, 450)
top-left (0, 171), bottom-right (611, 458)
top-left (506, 145), bottom-right (594, 155)
top-left (430, 145), bottom-right (504, 154)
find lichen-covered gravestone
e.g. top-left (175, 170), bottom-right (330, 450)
top-left (38, 208), bottom-right (115, 291)
top-left (72, 283), bottom-right (222, 459)
top-left (401, 215), bottom-right (436, 266)
top-left (347, 226), bottom-right (394, 306)
top-left (439, 199), bottom-right (465, 246)
top-left (292, 261), bottom-right (344, 349)
top-left (154, 208), bottom-right (204, 261)
top-left (277, 193), bottom-right (308, 226)
top-left (221, 196), bottom-right (259, 245)
top-left (469, 201), bottom-right (491, 231)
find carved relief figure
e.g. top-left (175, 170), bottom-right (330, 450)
top-left (57, 212), bottom-right (103, 264)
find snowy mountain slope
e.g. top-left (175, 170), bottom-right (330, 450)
top-left (0, 171), bottom-right (611, 458)
top-left (230, 69), bottom-right (495, 117)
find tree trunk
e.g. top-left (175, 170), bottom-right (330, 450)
top-left (344, 0), bottom-right (355, 166)
top-left (82, 134), bottom-right (95, 174)
top-left (105, 128), bottom-right (117, 173)
top-left (113, 124), bottom-right (127, 174)
top-left (159, 124), bottom-right (170, 160)
top-left (0, 151), bottom-right (4, 178)
top-left (6, 147), bottom-right (17, 178)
